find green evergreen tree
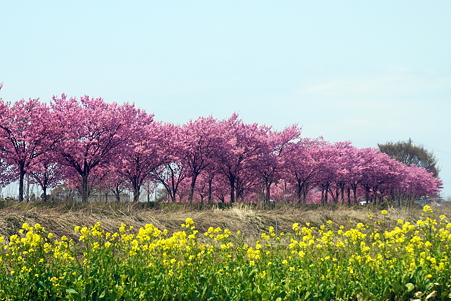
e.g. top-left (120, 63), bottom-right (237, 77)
top-left (378, 140), bottom-right (440, 177)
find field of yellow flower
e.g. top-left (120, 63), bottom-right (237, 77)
top-left (1, 205), bottom-right (450, 300)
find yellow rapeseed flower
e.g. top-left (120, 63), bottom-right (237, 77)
top-left (22, 223), bottom-right (32, 231)
top-left (423, 205), bottom-right (433, 213)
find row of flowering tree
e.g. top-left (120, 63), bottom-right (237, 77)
top-left (0, 95), bottom-right (442, 204)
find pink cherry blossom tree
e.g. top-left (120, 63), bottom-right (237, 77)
top-left (214, 114), bottom-right (271, 203)
top-left (178, 116), bottom-right (227, 203)
top-left (355, 148), bottom-right (402, 204)
top-left (153, 124), bottom-right (189, 203)
top-left (115, 118), bottom-right (172, 202)
top-left (97, 170), bottom-right (128, 202)
top-left (51, 94), bottom-right (140, 202)
top-left (28, 155), bottom-right (65, 202)
top-left (254, 124), bottom-right (301, 203)
top-left (0, 91), bottom-right (443, 204)
top-left (281, 138), bottom-right (326, 203)
top-left (397, 164), bottom-right (442, 201)
top-left (0, 98), bottom-right (60, 202)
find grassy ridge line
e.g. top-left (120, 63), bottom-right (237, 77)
top-left (0, 202), bottom-right (450, 241)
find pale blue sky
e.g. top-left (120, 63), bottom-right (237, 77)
top-left (1, 1), bottom-right (451, 197)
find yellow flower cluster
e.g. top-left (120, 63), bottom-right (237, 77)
top-left (1, 209), bottom-right (450, 300)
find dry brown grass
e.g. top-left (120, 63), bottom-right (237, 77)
top-left (1, 201), bottom-right (450, 242)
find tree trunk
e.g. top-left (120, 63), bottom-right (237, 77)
top-left (114, 187), bottom-right (121, 202)
top-left (188, 173), bottom-right (198, 203)
top-left (229, 175), bottom-right (236, 203)
top-left (364, 185), bottom-right (370, 205)
top-left (352, 185), bottom-right (358, 203)
top-left (331, 188), bottom-right (339, 204)
top-left (42, 186), bottom-right (48, 202)
top-left (18, 163), bottom-right (25, 202)
top-left (340, 185), bottom-right (345, 204)
top-left (207, 177), bottom-right (213, 203)
top-left (296, 181), bottom-right (302, 203)
top-left (264, 180), bottom-right (271, 203)
top-left (133, 184), bottom-right (140, 202)
top-left (321, 183), bottom-right (330, 204)
top-left (81, 174), bottom-right (89, 202)
top-left (169, 190), bottom-right (177, 203)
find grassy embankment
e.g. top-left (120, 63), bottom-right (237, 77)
top-left (0, 201), bottom-right (448, 241)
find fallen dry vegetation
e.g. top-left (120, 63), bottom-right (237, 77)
top-left (1, 201), bottom-right (450, 241)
